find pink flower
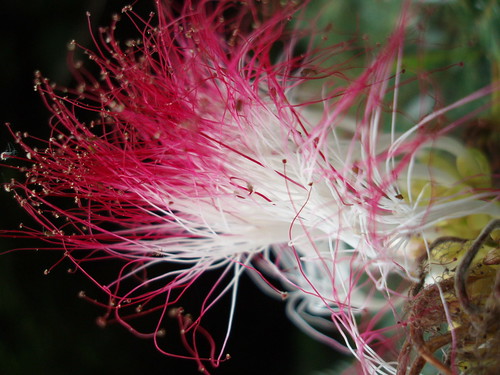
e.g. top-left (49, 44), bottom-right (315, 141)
top-left (3, 0), bottom-right (498, 374)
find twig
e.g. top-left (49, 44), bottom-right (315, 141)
top-left (455, 219), bottom-right (500, 316)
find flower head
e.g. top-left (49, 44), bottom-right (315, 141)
top-left (3, 0), bottom-right (499, 373)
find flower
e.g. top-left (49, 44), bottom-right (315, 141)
top-left (3, 0), bottom-right (499, 374)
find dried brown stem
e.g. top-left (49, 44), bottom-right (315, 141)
top-left (455, 219), bottom-right (500, 316)
top-left (396, 337), bottom-right (413, 375)
top-left (409, 324), bottom-right (453, 375)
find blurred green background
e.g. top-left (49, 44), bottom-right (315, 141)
top-left (0, 1), bottom-right (497, 375)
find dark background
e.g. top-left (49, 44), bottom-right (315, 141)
top-left (0, 1), bottom-right (340, 375)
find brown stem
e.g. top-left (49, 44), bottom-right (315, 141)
top-left (428, 236), bottom-right (468, 251)
top-left (409, 324), bottom-right (453, 375)
top-left (396, 337), bottom-right (413, 375)
top-left (455, 219), bottom-right (500, 316)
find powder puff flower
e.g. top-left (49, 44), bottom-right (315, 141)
top-left (3, 0), bottom-right (498, 374)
